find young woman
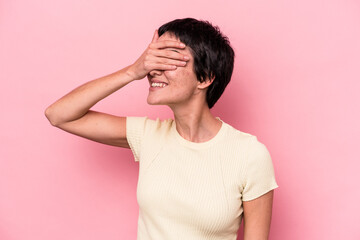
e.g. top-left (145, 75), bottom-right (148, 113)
top-left (45, 18), bottom-right (278, 240)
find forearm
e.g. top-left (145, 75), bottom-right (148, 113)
top-left (45, 65), bottom-right (134, 126)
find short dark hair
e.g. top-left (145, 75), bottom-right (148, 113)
top-left (158, 18), bottom-right (235, 109)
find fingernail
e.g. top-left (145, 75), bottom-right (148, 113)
top-left (180, 43), bottom-right (186, 47)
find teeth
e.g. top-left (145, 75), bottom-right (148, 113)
top-left (151, 82), bottom-right (167, 88)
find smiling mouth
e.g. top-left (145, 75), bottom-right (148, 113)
top-left (150, 82), bottom-right (168, 88)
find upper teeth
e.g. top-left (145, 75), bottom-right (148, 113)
top-left (151, 82), bottom-right (167, 87)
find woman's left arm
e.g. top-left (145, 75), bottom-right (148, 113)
top-left (242, 190), bottom-right (274, 240)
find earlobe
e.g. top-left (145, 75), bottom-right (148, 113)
top-left (198, 75), bottom-right (215, 90)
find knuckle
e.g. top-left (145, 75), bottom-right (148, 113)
top-left (143, 61), bottom-right (150, 69)
top-left (165, 41), bottom-right (173, 46)
top-left (164, 51), bottom-right (171, 57)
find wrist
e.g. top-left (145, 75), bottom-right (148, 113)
top-left (123, 65), bottom-right (138, 81)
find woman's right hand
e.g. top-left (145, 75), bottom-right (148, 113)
top-left (126, 29), bottom-right (190, 80)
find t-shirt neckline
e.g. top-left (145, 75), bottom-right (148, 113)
top-left (171, 117), bottom-right (227, 149)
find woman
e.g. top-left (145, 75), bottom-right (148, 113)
top-left (45, 18), bottom-right (278, 240)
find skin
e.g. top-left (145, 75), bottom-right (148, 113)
top-left (146, 31), bottom-right (221, 142)
top-left (44, 29), bottom-right (274, 239)
top-left (242, 190), bottom-right (274, 240)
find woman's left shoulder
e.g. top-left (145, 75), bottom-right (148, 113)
top-left (222, 121), bottom-right (256, 144)
top-left (222, 121), bottom-right (271, 154)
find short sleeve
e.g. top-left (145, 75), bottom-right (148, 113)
top-left (126, 116), bottom-right (148, 162)
top-left (242, 136), bottom-right (279, 201)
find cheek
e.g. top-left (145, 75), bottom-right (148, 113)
top-left (164, 69), bottom-right (183, 89)
top-left (164, 69), bottom-right (178, 78)
top-left (164, 65), bottom-right (197, 82)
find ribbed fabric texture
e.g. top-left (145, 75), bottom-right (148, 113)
top-left (126, 116), bottom-right (279, 240)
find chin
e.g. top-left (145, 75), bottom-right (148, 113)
top-left (147, 97), bottom-right (164, 105)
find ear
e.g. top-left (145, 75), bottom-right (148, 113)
top-left (197, 74), bottom-right (215, 90)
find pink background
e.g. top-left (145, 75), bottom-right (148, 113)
top-left (1, 0), bottom-right (359, 239)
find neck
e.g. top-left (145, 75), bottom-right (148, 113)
top-left (169, 99), bottom-right (222, 143)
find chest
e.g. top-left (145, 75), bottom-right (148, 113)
top-left (136, 145), bottom-right (243, 232)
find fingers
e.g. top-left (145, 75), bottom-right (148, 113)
top-left (145, 53), bottom-right (187, 68)
top-left (150, 48), bottom-right (189, 61)
top-left (152, 55), bottom-right (188, 67)
top-left (149, 63), bottom-right (178, 71)
top-left (145, 30), bottom-right (189, 74)
top-left (151, 29), bottom-right (159, 43)
top-left (149, 29), bottom-right (185, 50)
top-left (150, 40), bottom-right (186, 50)
top-left (148, 40), bottom-right (189, 63)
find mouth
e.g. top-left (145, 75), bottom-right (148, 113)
top-left (150, 82), bottom-right (168, 88)
top-left (149, 79), bottom-right (168, 90)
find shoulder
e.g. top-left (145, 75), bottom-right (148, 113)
top-left (126, 116), bottom-right (174, 136)
top-left (221, 121), bottom-right (270, 161)
top-left (222, 121), bottom-right (256, 147)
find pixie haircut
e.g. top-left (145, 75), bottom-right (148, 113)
top-left (158, 18), bottom-right (235, 109)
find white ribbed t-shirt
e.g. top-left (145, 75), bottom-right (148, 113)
top-left (126, 116), bottom-right (278, 240)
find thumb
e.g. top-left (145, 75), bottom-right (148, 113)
top-left (151, 29), bottom-right (159, 43)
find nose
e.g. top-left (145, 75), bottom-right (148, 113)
top-left (148, 69), bottom-right (163, 77)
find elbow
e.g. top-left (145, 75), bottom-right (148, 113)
top-left (44, 106), bottom-right (59, 126)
